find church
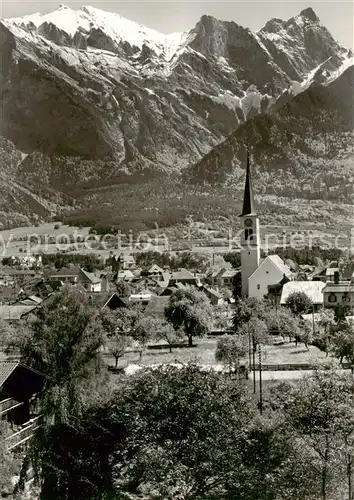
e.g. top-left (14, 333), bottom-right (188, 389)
top-left (239, 155), bottom-right (292, 298)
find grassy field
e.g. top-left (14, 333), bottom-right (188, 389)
top-left (104, 335), bottom-right (337, 371)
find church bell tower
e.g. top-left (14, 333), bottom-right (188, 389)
top-left (240, 153), bottom-right (260, 297)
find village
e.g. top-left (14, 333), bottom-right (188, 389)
top-left (0, 158), bottom-right (353, 498)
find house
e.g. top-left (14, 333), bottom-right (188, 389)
top-left (111, 254), bottom-right (136, 273)
top-left (144, 296), bottom-right (170, 318)
top-left (78, 269), bottom-right (102, 292)
top-left (0, 305), bottom-right (38, 323)
top-left (280, 281), bottom-right (326, 311)
top-left (100, 293), bottom-right (128, 311)
top-left (19, 295), bottom-right (43, 306)
top-left (208, 268), bottom-right (237, 288)
top-left (129, 293), bottom-right (152, 306)
top-left (0, 362), bottom-right (46, 452)
top-left (248, 255), bottom-right (292, 299)
top-left (116, 270), bottom-right (135, 282)
top-left (325, 268), bottom-right (340, 282)
top-left (267, 275), bottom-right (291, 306)
top-left (169, 269), bottom-right (200, 287)
top-left (48, 267), bottom-right (80, 284)
top-left (122, 255), bottom-right (136, 270)
top-left (202, 286), bottom-right (224, 306)
top-left (218, 269), bottom-right (237, 287)
top-left (48, 268), bottom-right (102, 292)
top-left (147, 264), bottom-right (165, 278)
top-left (323, 280), bottom-right (354, 315)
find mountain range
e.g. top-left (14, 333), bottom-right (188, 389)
top-left (0, 4), bottom-right (352, 229)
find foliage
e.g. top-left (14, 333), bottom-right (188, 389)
top-left (155, 321), bottom-right (184, 353)
top-left (330, 321), bottom-right (354, 366)
top-left (19, 285), bottom-right (106, 423)
top-left (0, 422), bottom-right (21, 497)
top-left (237, 317), bottom-right (268, 350)
top-left (232, 271), bottom-right (242, 299)
top-left (101, 310), bottom-right (133, 368)
top-left (115, 280), bottom-right (132, 298)
top-left (135, 250), bottom-right (208, 272)
top-left (34, 365), bottom-right (254, 500)
top-left (285, 291), bottom-right (313, 316)
top-left (41, 253), bottom-right (104, 272)
top-left (106, 334), bottom-right (132, 368)
top-left (223, 252), bottom-right (241, 269)
top-left (132, 315), bottom-right (160, 362)
top-left (215, 334), bottom-right (248, 374)
top-left (272, 246), bottom-right (344, 266)
top-left (271, 369), bottom-right (354, 500)
top-left (296, 319), bottom-right (313, 351)
top-left (265, 307), bottom-right (302, 340)
top-left (165, 286), bottom-right (213, 347)
top-left (232, 297), bottom-right (269, 332)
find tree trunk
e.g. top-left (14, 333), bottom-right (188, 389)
top-left (115, 356), bottom-right (119, 368)
top-left (169, 344), bottom-right (172, 353)
top-left (188, 335), bottom-right (193, 348)
top-left (348, 453), bottom-right (353, 500)
top-left (322, 443), bottom-right (329, 500)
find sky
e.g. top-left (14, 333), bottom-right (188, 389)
top-left (1, 1), bottom-right (353, 48)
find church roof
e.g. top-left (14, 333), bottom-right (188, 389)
top-left (240, 153), bottom-right (256, 216)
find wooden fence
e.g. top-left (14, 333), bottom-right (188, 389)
top-left (0, 398), bottom-right (23, 415)
top-left (5, 415), bottom-right (43, 452)
top-left (251, 362), bottom-right (352, 371)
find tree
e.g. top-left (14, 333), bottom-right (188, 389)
top-left (331, 321), bottom-right (354, 367)
top-left (285, 291), bottom-right (312, 316)
top-left (315, 310), bottom-right (336, 356)
top-left (106, 334), bottom-right (132, 368)
top-left (265, 307), bottom-right (302, 341)
top-left (132, 315), bottom-right (158, 362)
top-left (156, 321), bottom-right (184, 353)
top-left (232, 297), bottom-right (268, 333)
top-left (33, 364), bottom-right (253, 500)
top-left (0, 422), bottom-right (21, 497)
top-left (296, 319), bottom-right (313, 350)
top-left (115, 280), bottom-right (132, 298)
top-left (19, 285), bottom-right (106, 424)
top-left (272, 369), bottom-right (354, 500)
top-left (215, 334), bottom-right (248, 377)
top-left (232, 271), bottom-right (242, 299)
top-left (165, 285), bottom-right (213, 347)
top-left (238, 317), bottom-right (268, 351)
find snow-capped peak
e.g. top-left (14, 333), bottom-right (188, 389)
top-left (5, 4), bottom-right (189, 61)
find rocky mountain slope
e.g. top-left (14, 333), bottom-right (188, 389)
top-left (188, 63), bottom-right (353, 201)
top-left (0, 4), bottom-right (352, 228)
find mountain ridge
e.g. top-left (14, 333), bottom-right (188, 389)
top-left (0, 5), bottom-right (352, 228)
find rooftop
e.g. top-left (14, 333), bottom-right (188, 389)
top-left (280, 281), bottom-right (326, 305)
top-left (0, 305), bottom-right (38, 320)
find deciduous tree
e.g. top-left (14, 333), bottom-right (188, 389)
top-left (215, 334), bottom-right (248, 376)
top-left (165, 286), bottom-right (213, 347)
top-left (285, 291), bottom-right (312, 316)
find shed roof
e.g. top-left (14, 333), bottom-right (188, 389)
top-left (280, 281), bottom-right (325, 305)
top-left (0, 361), bottom-right (46, 387)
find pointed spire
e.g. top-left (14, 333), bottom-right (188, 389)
top-left (240, 151), bottom-right (256, 216)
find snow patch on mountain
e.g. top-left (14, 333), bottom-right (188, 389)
top-left (325, 55), bottom-right (354, 85)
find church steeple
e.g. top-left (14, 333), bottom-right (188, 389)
top-left (240, 152), bottom-right (256, 216)
top-left (239, 152), bottom-right (260, 297)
